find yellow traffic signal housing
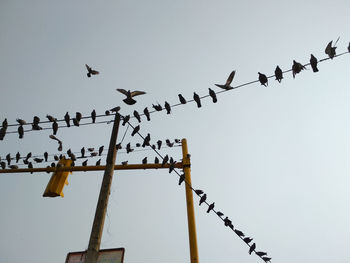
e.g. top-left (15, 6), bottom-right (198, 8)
top-left (43, 158), bottom-right (72, 198)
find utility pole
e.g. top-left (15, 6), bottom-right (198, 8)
top-left (85, 113), bottom-right (121, 263)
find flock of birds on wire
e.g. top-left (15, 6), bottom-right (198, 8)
top-left (1, 39), bottom-right (350, 263)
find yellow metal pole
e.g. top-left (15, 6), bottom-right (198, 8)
top-left (181, 138), bottom-right (199, 263)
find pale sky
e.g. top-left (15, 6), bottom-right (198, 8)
top-left (1, 1), bottom-right (350, 263)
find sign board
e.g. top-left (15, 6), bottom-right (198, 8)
top-left (65, 248), bottom-right (125, 263)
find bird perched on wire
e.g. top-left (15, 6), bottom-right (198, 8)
top-left (85, 64), bottom-right (99, 78)
top-left (143, 107), bottom-right (151, 121)
top-left (178, 173), bottom-right (185, 185)
top-left (16, 152), bottom-right (20, 163)
top-left (310, 54), bottom-right (319, 72)
top-left (91, 109), bottom-right (96, 123)
top-left (292, 60), bottom-right (306, 78)
top-left (52, 121), bottom-right (58, 135)
top-left (98, 146), bottom-right (104, 156)
top-left (64, 112), bottom-right (70, 127)
top-left (258, 72), bottom-right (268, 87)
top-left (193, 92), bottom-right (201, 108)
top-left (207, 202), bottom-right (215, 213)
top-left (82, 159), bottom-right (88, 166)
top-left (72, 118), bottom-right (80, 127)
top-left (122, 115), bottom-right (130, 126)
top-left (131, 125), bottom-right (140, 136)
top-left (142, 133), bottom-right (151, 147)
top-left (262, 257), bottom-right (271, 262)
top-left (18, 125), bottom-right (24, 139)
top-left (199, 193), bottom-right (207, 205)
top-left (16, 118), bottom-right (26, 125)
top-left (126, 143), bottom-right (134, 153)
top-left (46, 115), bottom-right (56, 122)
top-left (161, 155), bottom-right (169, 166)
top-left (325, 38), bottom-right (339, 59)
top-left (133, 110), bottom-right (141, 123)
top-left (44, 152), bottom-right (48, 162)
top-left (234, 229), bottom-right (244, 237)
top-left (116, 89), bottom-right (146, 105)
top-left (165, 139), bottom-right (174, 147)
top-left (142, 157), bottom-right (147, 164)
top-left (96, 159), bottom-right (101, 166)
top-left (178, 94), bottom-right (187, 104)
top-left (249, 243), bottom-right (256, 255)
top-left (157, 140), bottom-right (162, 150)
top-left (256, 251), bottom-right (267, 257)
top-left (208, 88), bottom-right (217, 103)
top-left (195, 189), bottom-right (203, 195)
top-left (152, 103), bottom-right (163, 111)
top-left (215, 70), bottom-right (235, 90)
top-left (80, 147), bottom-right (85, 158)
top-left (154, 157), bottom-right (159, 164)
top-left (243, 237), bottom-right (253, 244)
top-left (6, 153), bottom-right (11, 165)
top-left (164, 101), bottom-right (171, 114)
top-left (274, 66), bottom-right (283, 83)
top-left (34, 158), bottom-right (44, 163)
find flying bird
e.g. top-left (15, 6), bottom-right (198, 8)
top-left (64, 112), bottom-right (70, 127)
top-left (116, 89), bottom-right (146, 105)
top-left (142, 157), bottom-right (147, 164)
top-left (122, 115), bottom-right (130, 126)
top-left (208, 88), bottom-right (217, 103)
top-left (52, 121), bottom-right (58, 135)
top-left (193, 92), bottom-right (201, 108)
top-left (215, 70), bottom-right (235, 90)
top-left (164, 101), bottom-right (171, 114)
top-left (274, 66), bottom-right (283, 83)
top-left (142, 133), bottom-right (151, 147)
top-left (152, 103), bottom-right (163, 111)
top-left (292, 60), bottom-right (306, 78)
top-left (18, 125), bottom-right (24, 139)
top-left (207, 202), bottom-right (215, 213)
top-left (46, 115), bottom-right (56, 122)
top-left (16, 118), bottom-right (26, 125)
top-left (143, 107), bottom-right (151, 121)
top-left (131, 125), bottom-right (140, 136)
top-left (178, 94), bottom-right (187, 104)
top-left (91, 109), bottom-right (96, 123)
top-left (199, 193), bottom-right (207, 205)
top-left (178, 173), bottom-right (185, 185)
top-left (98, 146), bottom-right (104, 156)
top-left (310, 54), bottom-right (319, 72)
top-left (133, 110), bottom-right (141, 123)
top-left (249, 243), bottom-right (256, 255)
top-left (258, 72), bottom-right (268, 87)
top-left (325, 38), bottom-right (338, 59)
top-left (85, 64), bottom-right (99, 77)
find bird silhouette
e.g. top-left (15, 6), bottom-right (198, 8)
top-left (310, 54), bottom-right (319, 72)
top-left (178, 94), bottom-right (187, 104)
top-left (91, 109), bottom-right (96, 123)
top-left (325, 39), bottom-right (338, 59)
top-left (44, 152), bottom-right (48, 162)
top-left (165, 139), bottom-right (174, 147)
top-left (110, 106), bottom-right (120, 113)
top-left (193, 92), bottom-right (201, 108)
top-left (126, 143), bottom-right (134, 153)
top-left (169, 161), bottom-right (176, 173)
top-left (274, 66), bottom-right (283, 83)
top-left (154, 157), bottom-right (159, 164)
top-left (122, 115), bottom-right (130, 126)
top-left (162, 155), bottom-right (169, 166)
top-left (215, 70), bottom-right (236, 90)
top-left (208, 88), bottom-right (217, 103)
top-left (136, 143), bottom-right (141, 147)
top-left (51, 162), bottom-right (56, 168)
top-left (98, 146), bottom-right (104, 156)
top-left (34, 158), bottom-right (44, 163)
top-left (244, 237), bottom-right (253, 244)
top-left (85, 64), bottom-right (99, 78)
top-left (262, 257), bottom-right (271, 262)
top-left (256, 251), bottom-right (267, 257)
top-left (116, 89), bottom-right (146, 105)
top-left (9, 165), bottom-right (18, 169)
top-left (54, 155), bottom-right (59, 161)
top-left (0, 128), bottom-right (6, 140)
top-left (234, 229), bottom-right (244, 237)
top-left (32, 123), bottom-right (42, 130)
top-left (142, 133), bottom-right (151, 147)
top-left (18, 125), bottom-right (24, 139)
top-left (33, 116), bottom-right (40, 125)
top-left (82, 159), bottom-right (88, 166)
top-left (52, 121), bottom-right (58, 135)
top-left (46, 115), bottom-right (56, 122)
top-left (207, 202), bottom-right (215, 213)
top-left (164, 101), bottom-right (171, 114)
top-left (28, 162), bottom-right (33, 173)
top-left (16, 118), bottom-right (26, 125)
top-left (199, 193), bottom-right (207, 205)
top-left (348, 42), bottom-right (350, 52)
top-left (0, 161), bottom-right (5, 169)
top-left (2, 118), bottom-right (8, 129)
top-left (131, 125), bottom-right (140, 136)
top-left (133, 110), bottom-right (141, 123)
top-left (178, 173), bottom-right (185, 185)
top-left (249, 243), bottom-right (256, 255)
top-left (152, 103), bottom-right (163, 111)
top-left (143, 107), bottom-right (151, 121)
top-left (87, 148), bottom-right (94, 152)
top-left (90, 152), bottom-right (98, 157)
top-left (142, 157), bottom-right (147, 164)
top-left (96, 159), bottom-right (101, 166)
top-left (6, 154), bottom-right (11, 165)
top-left (16, 152), bottom-right (20, 163)
top-left (64, 112), bottom-right (70, 127)
top-left (258, 72), bottom-right (268, 87)
top-left (105, 110), bottom-right (110, 115)
top-left (26, 152), bottom-right (32, 161)
top-left (157, 140), bottom-right (162, 150)
top-left (195, 189), bottom-right (204, 195)
top-left (224, 217), bottom-right (232, 227)
top-left (76, 112), bottom-right (82, 122)
top-left (122, 161), bottom-right (128, 165)
top-left (292, 60), bottom-right (306, 78)
top-left (72, 118), bottom-right (80, 127)
top-left (81, 147), bottom-right (85, 158)
top-left (58, 142), bottom-right (63, 151)
top-left (217, 211), bottom-right (224, 217)
top-left (67, 149), bottom-right (72, 157)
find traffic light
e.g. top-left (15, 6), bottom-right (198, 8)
top-left (43, 158), bottom-right (72, 198)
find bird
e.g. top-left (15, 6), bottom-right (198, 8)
top-left (44, 152), bottom-right (48, 162)
top-left (175, 139), bottom-right (181, 143)
top-left (91, 109), bottom-right (96, 123)
top-left (165, 139), bottom-right (174, 147)
top-left (161, 155), bottom-right (169, 166)
top-left (164, 101), bottom-right (171, 114)
top-left (126, 143), bottom-right (134, 154)
top-left (52, 121), bottom-right (58, 135)
top-left (70, 153), bottom-right (76, 162)
top-left (26, 152), bottom-right (32, 161)
top-left (72, 118), bottom-right (80, 126)
top-left (121, 161), bottom-right (128, 165)
top-left (9, 165), bottom-right (18, 169)
top-left (224, 217), bottom-right (232, 227)
top-left (348, 42), bottom-right (350, 52)
top-left (18, 125), bottom-right (24, 139)
top-left (122, 115), bottom-right (130, 126)
top-left (6, 153), bottom-right (11, 165)
top-left (81, 147), bottom-right (85, 158)
top-left (110, 106), bottom-right (120, 113)
top-left (152, 103), bottom-right (163, 111)
top-left (292, 60), bottom-right (306, 78)
top-left (87, 148), bottom-right (94, 152)
top-left (76, 112), bottom-right (82, 122)
top-left (208, 88), bottom-right (217, 103)
top-left (98, 146), bottom-right (104, 156)
top-left (131, 125), bottom-right (140, 136)
top-left (217, 211), bottom-right (224, 217)
top-left (90, 152), bottom-right (98, 157)
top-left (178, 94), bottom-right (187, 104)
top-left (64, 112), bottom-right (70, 127)
top-left (243, 237), bottom-right (253, 244)
top-left (0, 128), bottom-right (6, 140)
top-left (310, 54), bottom-right (319, 72)
top-left (199, 193), bottom-right (207, 205)
top-left (136, 143), bottom-right (141, 147)
top-left (2, 118), bottom-right (8, 130)
top-left (169, 161), bottom-right (176, 173)
top-left (51, 162), bottom-right (56, 168)
top-left (96, 159), bottom-right (101, 166)
top-left (67, 149), bottom-right (72, 157)
top-left (325, 39), bottom-right (338, 59)
top-left (116, 89), bottom-right (146, 105)
top-left (49, 135), bottom-right (62, 144)
top-left (193, 92), bottom-right (201, 108)
top-left (154, 157), bottom-right (159, 164)
top-left (207, 202), bottom-right (215, 213)
top-left (16, 118), bottom-right (26, 125)
top-left (258, 72), bottom-right (268, 87)
top-left (105, 110), bottom-right (110, 115)
top-left (58, 142), bottom-right (63, 151)
top-left (178, 173), bottom-right (185, 185)
top-left (262, 257), bottom-right (271, 262)
top-left (249, 243), bottom-right (256, 255)
top-left (234, 229), bottom-right (244, 237)
top-left (142, 157), bottom-right (147, 164)
top-left (28, 162), bottom-right (33, 173)
top-left (46, 115), bottom-right (56, 122)
top-left (32, 123), bottom-right (42, 130)
top-left (194, 189), bottom-right (204, 195)
top-left (85, 64), bottom-right (99, 77)
top-left (157, 140), bottom-right (162, 150)
top-left (142, 133), bottom-right (151, 147)
top-left (16, 152), bottom-right (20, 163)
top-left (54, 155), bottom-right (59, 161)
top-left (33, 116), bottom-right (40, 125)
top-left (82, 159), bottom-right (88, 166)
top-left (143, 107), bottom-right (151, 121)
top-left (0, 161), bottom-right (6, 169)
top-left (215, 70), bottom-right (236, 90)
top-left (274, 66), bottom-right (283, 83)
top-left (256, 251), bottom-right (267, 257)
top-left (34, 158), bottom-right (44, 163)
top-left (133, 110), bottom-right (141, 123)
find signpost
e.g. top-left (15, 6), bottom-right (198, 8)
top-left (65, 248), bottom-right (125, 263)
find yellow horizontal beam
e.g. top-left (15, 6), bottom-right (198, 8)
top-left (0, 162), bottom-right (184, 174)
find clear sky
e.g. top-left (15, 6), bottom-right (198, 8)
top-left (1, 1), bottom-right (350, 263)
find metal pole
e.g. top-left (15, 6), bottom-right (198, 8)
top-left (85, 113), bottom-right (121, 263)
top-left (181, 138), bottom-right (199, 263)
